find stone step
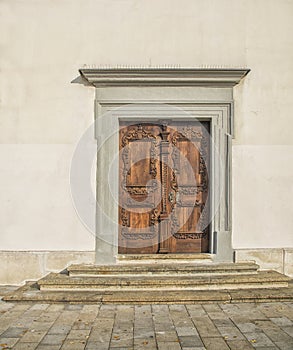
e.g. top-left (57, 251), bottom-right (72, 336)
top-left (38, 270), bottom-right (290, 291)
top-left (3, 280), bottom-right (293, 304)
top-left (67, 262), bottom-right (259, 277)
top-left (116, 253), bottom-right (213, 264)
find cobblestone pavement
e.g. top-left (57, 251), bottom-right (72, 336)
top-left (1, 290), bottom-right (293, 349)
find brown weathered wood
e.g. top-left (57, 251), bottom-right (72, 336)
top-left (118, 121), bottom-right (209, 254)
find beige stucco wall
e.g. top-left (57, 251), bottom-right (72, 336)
top-left (0, 0), bottom-right (292, 282)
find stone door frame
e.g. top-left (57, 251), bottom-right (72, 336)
top-left (79, 68), bottom-right (250, 263)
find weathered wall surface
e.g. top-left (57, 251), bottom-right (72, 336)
top-left (0, 0), bottom-right (292, 282)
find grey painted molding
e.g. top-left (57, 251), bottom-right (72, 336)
top-left (79, 68), bottom-right (250, 87)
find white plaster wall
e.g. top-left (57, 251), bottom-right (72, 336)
top-left (0, 0), bottom-right (292, 252)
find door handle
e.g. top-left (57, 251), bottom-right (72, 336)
top-left (168, 192), bottom-right (175, 204)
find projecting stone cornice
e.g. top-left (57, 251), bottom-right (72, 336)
top-left (79, 67), bottom-right (250, 88)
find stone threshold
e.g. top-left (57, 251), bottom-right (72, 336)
top-left (116, 253), bottom-right (213, 263)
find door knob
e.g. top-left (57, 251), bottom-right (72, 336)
top-left (168, 192), bottom-right (175, 204)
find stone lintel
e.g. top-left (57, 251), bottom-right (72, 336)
top-left (79, 68), bottom-right (250, 88)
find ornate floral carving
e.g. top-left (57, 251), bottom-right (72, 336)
top-left (121, 229), bottom-right (156, 240)
top-left (120, 208), bottom-right (129, 227)
top-left (150, 140), bottom-right (158, 178)
top-left (121, 124), bottom-right (157, 147)
top-left (178, 186), bottom-right (203, 195)
top-left (172, 232), bottom-right (208, 239)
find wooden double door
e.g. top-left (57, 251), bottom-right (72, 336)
top-left (118, 121), bottom-right (210, 254)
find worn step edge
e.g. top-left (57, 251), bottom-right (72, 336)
top-left (67, 262), bottom-right (259, 276)
top-left (3, 282), bottom-right (293, 304)
top-left (116, 254), bottom-right (213, 261)
top-left (38, 271), bottom-right (290, 291)
top-left (40, 282), bottom-right (289, 292)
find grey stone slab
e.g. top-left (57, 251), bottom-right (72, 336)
top-left (233, 322), bottom-right (261, 333)
top-left (30, 304), bottom-right (50, 311)
top-left (64, 305), bottom-right (84, 311)
top-left (60, 340), bottom-right (87, 350)
top-left (274, 341), bottom-right (293, 350)
top-left (0, 337), bottom-right (20, 348)
top-left (134, 337), bottom-right (157, 349)
top-left (0, 327), bottom-right (28, 338)
top-left (178, 335), bottom-right (204, 347)
top-left (202, 337), bottom-right (230, 350)
top-left (29, 321), bottom-right (55, 332)
top-left (134, 327), bottom-right (155, 338)
top-left (85, 342), bottom-right (110, 350)
top-left (216, 325), bottom-right (245, 340)
top-left (244, 332), bottom-right (275, 347)
top-left (226, 339), bottom-right (255, 350)
top-left (157, 342), bottom-right (181, 350)
top-left (36, 346), bottom-right (61, 350)
top-left (191, 316), bottom-right (221, 337)
top-left (253, 320), bottom-right (280, 330)
top-left (13, 343), bottom-right (39, 350)
top-left (175, 326), bottom-right (199, 336)
top-left (282, 325), bottom-right (293, 337)
top-left (212, 318), bottom-right (234, 327)
top-left (40, 333), bottom-right (67, 345)
top-left (262, 328), bottom-right (293, 343)
top-left (18, 330), bottom-right (47, 343)
top-left (48, 324), bottom-right (71, 335)
top-left (185, 305), bottom-right (207, 317)
top-left (66, 329), bottom-right (91, 339)
top-left (155, 331), bottom-right (178, 342)
top-left (270, 317), bottom-right (293, 327)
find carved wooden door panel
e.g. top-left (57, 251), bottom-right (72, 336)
top-left (118, 121), bottom-right (209, 254)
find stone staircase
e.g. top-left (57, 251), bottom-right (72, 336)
top-left (3, 260), bottom-right (293, 304)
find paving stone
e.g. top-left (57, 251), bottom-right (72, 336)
top-left (134, 337), bottom-right (157, 349)
top-left (212, 318), bottom-right (234, 327)
top-left (40, 333), bottom-right (67, 345)
top-left (18, 330), bottom-right (46, 342)
top-left (13, 343), bottom-right (39, 350)
top-left (233, 321), bottom-right (261, 333)
top-left (85, 342), bottom-right (110, 350)
top-left (0, 337), bottom-right (20, 348)
top-left (134, 327), bottom-right (155, 339)
top-left (226, 339), bottom-right (254, 349)
top-left (253, 320), bottom-right (280, 330)
top-left (157, 342), bottom-right (181, 350)
top-left (48, 324), bottom-right (71, 335)
top-left (1, 327), bottom-right (28, 338)
top-left (191, 316), bottom-right (221, 337)
top-left (60, 339), bottom-right (87, 350)
top-left (64, 305), bottom-right (84, 311)
top-left (270, 316), bottom-right (293, 327)
top-left (155, 330), bottom-right (178, 342)
top-left (30, 304), bottom-right (49, 311)
top-left (185, 305), bottom-right (207, 317)
top-left (175, 326), bottom-right (199, 336)
top-left (216, 325), bottom-right (245, 340)
top-left (282, 325), bottom-right (293, 337)
top-left (29, 321), bottom-right (55, 331)
top-left (36, 346), bottom-right (61, 350)
top-left (244, 332), bottom-right (275, 347)
top-left (179, 335), bottom-right (204, 347)
top-left (66, 329), bottom-right (91, 339)
top-left (72, 321), bottom-right (93, 330)
top-left (46, 304), bottom-right (64, 312)
top-left (274, 341), bottom-right (293, 350)
top-left (202, 336), bottom-right (230, 349)
top-left (261, 328), bottom-right (293, 343)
